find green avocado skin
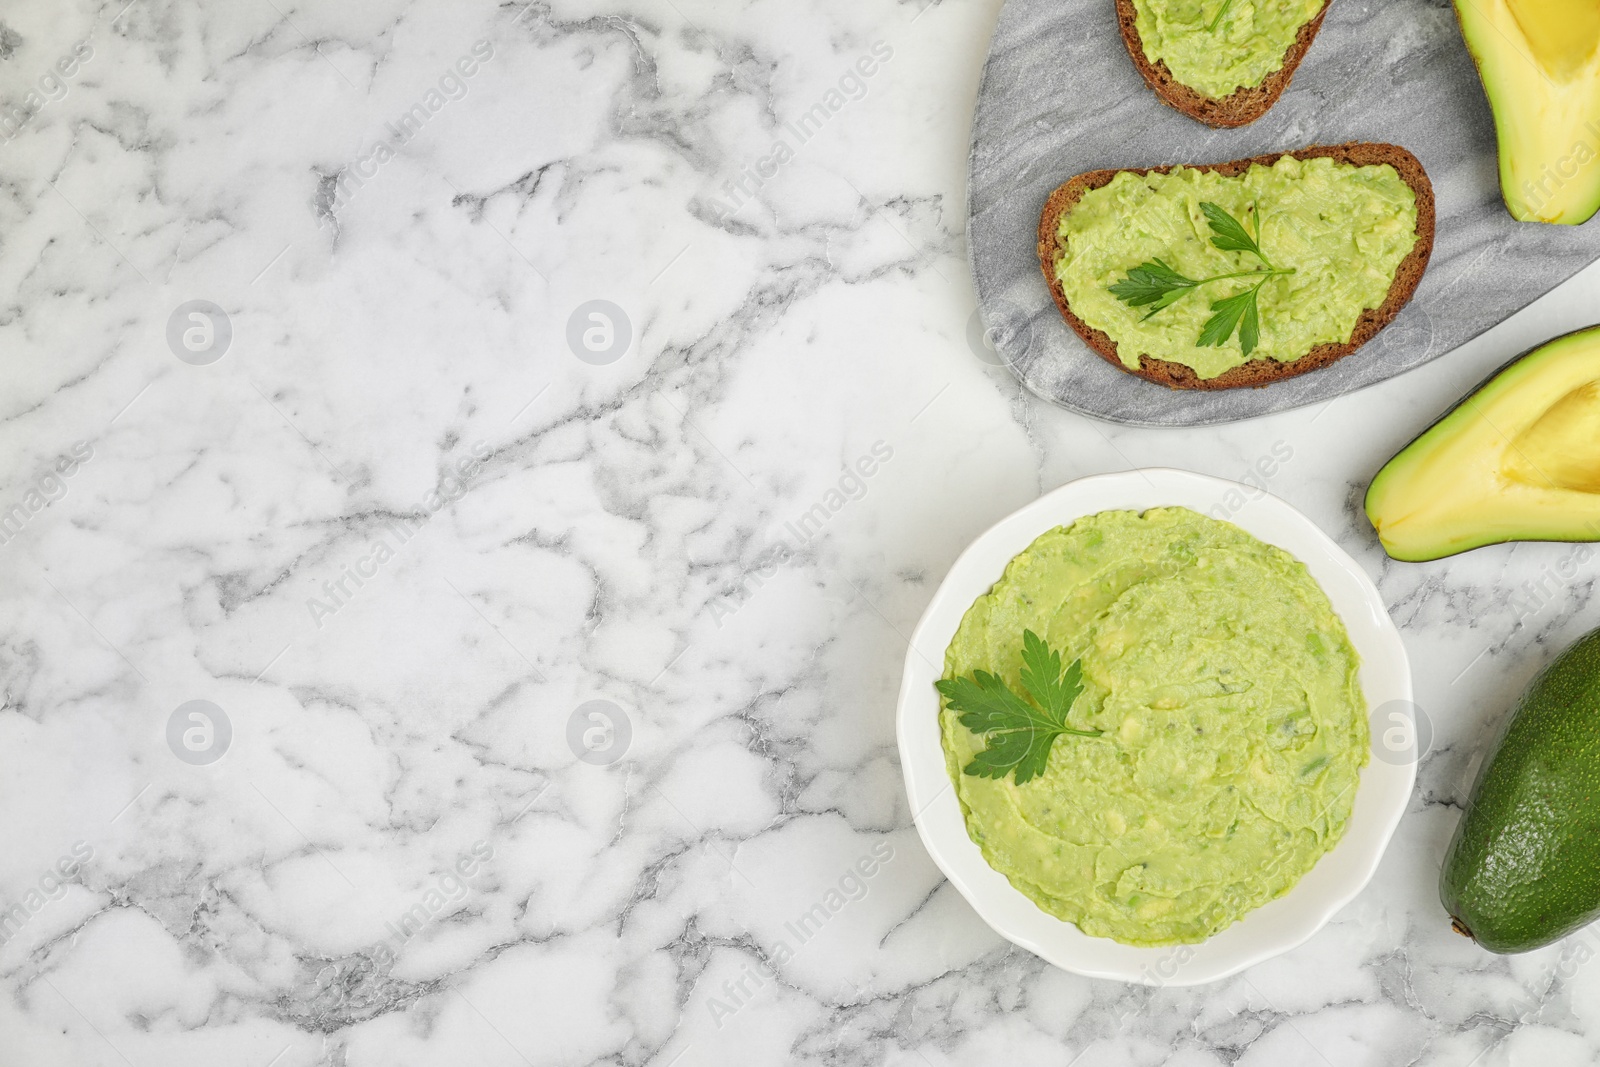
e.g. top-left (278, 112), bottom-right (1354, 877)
top-left (1442, 627), bottom-right (1600, 953)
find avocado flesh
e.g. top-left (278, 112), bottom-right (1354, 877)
top-left (1455, 0), bottom-right (1600, 224)
top-left (1365, 326), bottom-right (1600, 561)
top-left (1441, 625), bottom-right (1600, 953)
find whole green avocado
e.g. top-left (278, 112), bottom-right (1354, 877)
top-left (1442, 626), bottom-right (1600, 953)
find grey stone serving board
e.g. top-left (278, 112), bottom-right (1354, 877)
top-left (968, 0), bottom-right (1600, 425)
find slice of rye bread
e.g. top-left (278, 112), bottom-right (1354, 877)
top-left (1115, 0), bottom-right (1332, 128)
top-left (1035, 142), bottom-right (1435, 391)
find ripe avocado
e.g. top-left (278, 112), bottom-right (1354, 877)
top-left (1454, 0), bottom-right (1600, 224)
top-left (1365, 325), bottom-right (1600, 562)
top-left (1442, 625), bottom-right (1600, 953)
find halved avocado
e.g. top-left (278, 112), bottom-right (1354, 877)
top-left (1366, 325), bottom-right (1600, 561)
top-left (1455, 0), bottom-right (1600, 224)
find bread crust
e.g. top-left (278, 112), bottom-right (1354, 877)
top-left (1115, 0), bottom-right (1332, 127)
top-left (1034, 142), bottom-right (1436, 391)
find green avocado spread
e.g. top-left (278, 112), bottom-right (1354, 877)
top-left (1055, 155), bottom-right (1417, 380)
top-left (940, 508), bottom-right (1369, 946)
top-left (1131, 0), bottom-right (1325, 99)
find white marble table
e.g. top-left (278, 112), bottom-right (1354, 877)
top-left (3, 1), bottom-right (1599, 1064)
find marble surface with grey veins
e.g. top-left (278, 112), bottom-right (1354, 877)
top-left (5, 0), bottom-right (1600, 1065)
top-left (971, 0), bottom-right (1600, 424)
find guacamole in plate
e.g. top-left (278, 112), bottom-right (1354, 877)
top-left (939, 508), bottom-right (1368, 946)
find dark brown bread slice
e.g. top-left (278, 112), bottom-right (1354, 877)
top-left (1115, 0), bottom-right (1332, 128)
top-left (1035, 142), bottom-right (1435, 391)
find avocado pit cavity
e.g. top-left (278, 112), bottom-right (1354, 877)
top-left (1503, 379), bottom-right (1600, 493)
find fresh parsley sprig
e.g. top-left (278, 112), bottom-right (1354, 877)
top-left (1199, 201), bottom-right (1273, 262)
top-left (1106, 201), bottom-right (1294, 357)
top-left (935, 630), bottom-right (1101, 785)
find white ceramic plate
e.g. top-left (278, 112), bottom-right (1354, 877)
top-left (896, 469), bottom-right (1414, 986)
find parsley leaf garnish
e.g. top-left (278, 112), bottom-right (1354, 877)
top-left (1107, 259), bottom-right (1202, 319)
top-left (1107, 258), bottom-right (1196, 306)
top-left (935, 630), bottom-right (1101, 785)
top-left (1199, 285), bottom-right (1262, 356)
top-left (1199, 201), bottom-right (1270, 262)
top-left (1238, 287), bottom-right (1261, 354)
top-left (1106, 201), bottom-right (1292, 355)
